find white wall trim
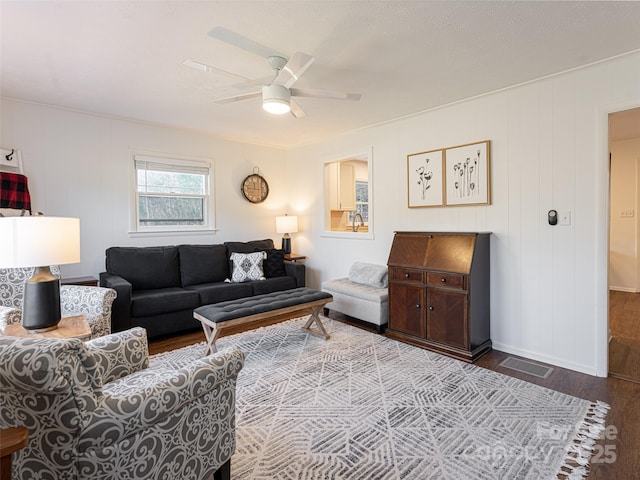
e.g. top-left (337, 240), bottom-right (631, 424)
top-left (0, 96), bottom-right (287, 150)
top-left (492, 343), bottom-right (598, 377)
top-left (596, 100), bottom-right (640, 377)
top-left (311, 50), bottom-right (640, 149)
top-left (320, 231), bottom-right (375, 240)
top-left (322, 145), bottom-right (374, 238)
top-left (636, 155), bottom-right (640, 291)
top-left (609, 286), bottom-right (637, 293)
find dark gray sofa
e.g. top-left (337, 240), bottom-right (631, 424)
top-left (99, 239), bottom-right (305, 338)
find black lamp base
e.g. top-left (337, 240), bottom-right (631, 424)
top-left (22, 267), bottom-right (62, 331)
top-left (281, 235), bottom-right (291, 254)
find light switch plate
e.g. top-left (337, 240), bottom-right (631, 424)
top-left (559, 211), bottom-right (571, 226)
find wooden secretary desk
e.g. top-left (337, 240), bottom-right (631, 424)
top-left (386, 231), bottom-right (491, 362)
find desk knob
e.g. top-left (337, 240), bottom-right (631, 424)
top-left (429, 306), bottom-right (434, 311)
top-left (440, 278), bottom-right (446, 283)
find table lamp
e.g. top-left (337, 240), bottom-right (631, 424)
top-left (275, 215), bottom-right (298, 254)
top-left (0, 217), bottom-right (80, 331)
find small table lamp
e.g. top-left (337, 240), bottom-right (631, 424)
top-left (275, 215), bottom-right (298, 254)
top-left (0, 217), bottom-right (80, 331)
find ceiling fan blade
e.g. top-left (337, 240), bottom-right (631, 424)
top-left (212, 90), bottom-right (262, 105)
top-left (290, 99), bottom-right (306, 118)
top-left (290, 87), bottom-right (362, 101)
top-left (208, 26), bottom-right (284, 59)
top-left (183, 59), bottom-right (263, 87)
top-left (275, 52), bottom-right (315, 88)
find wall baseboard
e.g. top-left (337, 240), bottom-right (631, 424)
top-left (491, 342), bottom-right (599, 377)
top-left (609, 286), bottom-right (637, 293)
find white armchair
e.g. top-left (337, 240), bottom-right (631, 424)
top-left (0, 266), bottom-right (116, 338)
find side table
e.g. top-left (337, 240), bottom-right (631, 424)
top-left (60, 276), bottom-right (98, 287)
top-left (0, 427), bottom-right (28, 480)
top-left (284, 253), bottom-right (306, 262)
top-left (3, 315), bottom-right (91, 340)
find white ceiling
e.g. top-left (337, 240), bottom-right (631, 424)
top-left (1, 1), bottom-right (640, 149)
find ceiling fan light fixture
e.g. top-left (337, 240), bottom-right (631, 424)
top-left (262, 85), bottom-right (291, 115)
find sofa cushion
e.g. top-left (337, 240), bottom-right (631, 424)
top-left (106, 246), bottom-right (181, 290)
top-left (321, 277), bottom-right (389, 302)
top-left (348, 262), bottom-right (388, 288)
top-left (224, 239), bottom-right (274, 254)
top-left (185, 282), bottom-right (253, 306)
top-left (131, 288), bottom-right (199, 317)
top-left (250, 276), bottom-right (296, 296)
top-left (229, 252), bottom-right (266, 282)
top-left (178, 244), bottom-right (229, 287)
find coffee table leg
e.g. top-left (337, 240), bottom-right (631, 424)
top-left (301, 305), bottom-right (330, 340)
top-left (201, 321), bottom-right (220, 355)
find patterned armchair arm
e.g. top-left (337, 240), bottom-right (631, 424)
top-left (99, 273), bottom-right (132, 333)
top-left (0, 305), bottom-right (21, 331)
top-left (84, 327), bottom-right (149, 384)
top-left (60, 285), bottom-right (117, 338)
top-left (77, 347), bottom-right (245, 450)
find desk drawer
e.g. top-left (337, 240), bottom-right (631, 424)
top-left (426, 272), bottom-right (465, 290)
top-left (390, 267), bottom-right (424, 284)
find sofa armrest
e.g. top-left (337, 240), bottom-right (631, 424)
top-left (99, 273), bottom-right (132, 333)
top-left (84, 327), bottom-right (149, 384)
top-left (0, 306), bottom-right (21, 331)
top-left (77, 346), bottom-right (245, 450)
top-left (285, 262), bottom-right (305, 287)
top-left (60, 285), bottom-right (117, 338)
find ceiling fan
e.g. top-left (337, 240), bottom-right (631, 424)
top-left (184, 26), bottom-right (361, 118)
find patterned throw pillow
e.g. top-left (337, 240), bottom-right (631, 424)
top-left (229, 251), bottom-right (266, 282)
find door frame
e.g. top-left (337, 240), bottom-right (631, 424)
top-left (597, 101), bottom-right (640, 377)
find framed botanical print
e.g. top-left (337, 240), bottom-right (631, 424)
top-left (407, 148), bottom-right (444, 208)
top-left (444, 140), bottom-right (491, 206)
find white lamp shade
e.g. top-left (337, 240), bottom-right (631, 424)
top-left (276, 215), bottom-right (298, 234)
top-left (262, 85), bottom-right (291, 115)
top-left (0, 217), bottom-right (81, 268)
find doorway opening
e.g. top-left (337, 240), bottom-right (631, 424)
top-left (608, 107), bottom-right (640, 383)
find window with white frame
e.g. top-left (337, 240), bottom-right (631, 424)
top-left (133, 153), bottom-right (213, 232)
top-left (349, 180), bottom-right (369, 224)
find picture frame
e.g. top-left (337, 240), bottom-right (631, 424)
top-left (444, 140), bottom-right (491, 206)
top-left (407, 148), bottom-right (444, 208)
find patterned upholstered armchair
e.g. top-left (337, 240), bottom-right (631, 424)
top-left (0, 327), bottom-right (244, 480)
top-left (0, 266), bottom-right (116, 338)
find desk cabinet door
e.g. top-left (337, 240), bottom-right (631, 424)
top-left (389, 283), bottom-right (426, 338)
top-left (427, 289), bottom-right (468, 349)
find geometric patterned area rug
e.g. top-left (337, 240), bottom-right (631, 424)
top-left (163, 317), bottom-right (609, 480)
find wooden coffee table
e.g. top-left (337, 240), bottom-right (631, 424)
top-left (3, 315), bottom-right (91, 340)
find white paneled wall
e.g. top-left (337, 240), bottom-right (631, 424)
top-left (0, 100), bottom-right (289, 277)
top-left (1, 52), bottom-right (639, 376)
top-left (286, 52), bottom-right (640, 376)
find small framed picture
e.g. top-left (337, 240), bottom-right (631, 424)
top-left (407, 148), bottom-right (444, 208)
top-left (444, 140), bottom-right (491, 206)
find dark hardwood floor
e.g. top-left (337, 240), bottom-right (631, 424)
top-left (150, 311), bottom-right (640, 480)
top-left (609, 290), bottom-right (640, 383)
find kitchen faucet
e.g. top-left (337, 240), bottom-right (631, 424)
top-left (352, 212), bottom-right (364, 232)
